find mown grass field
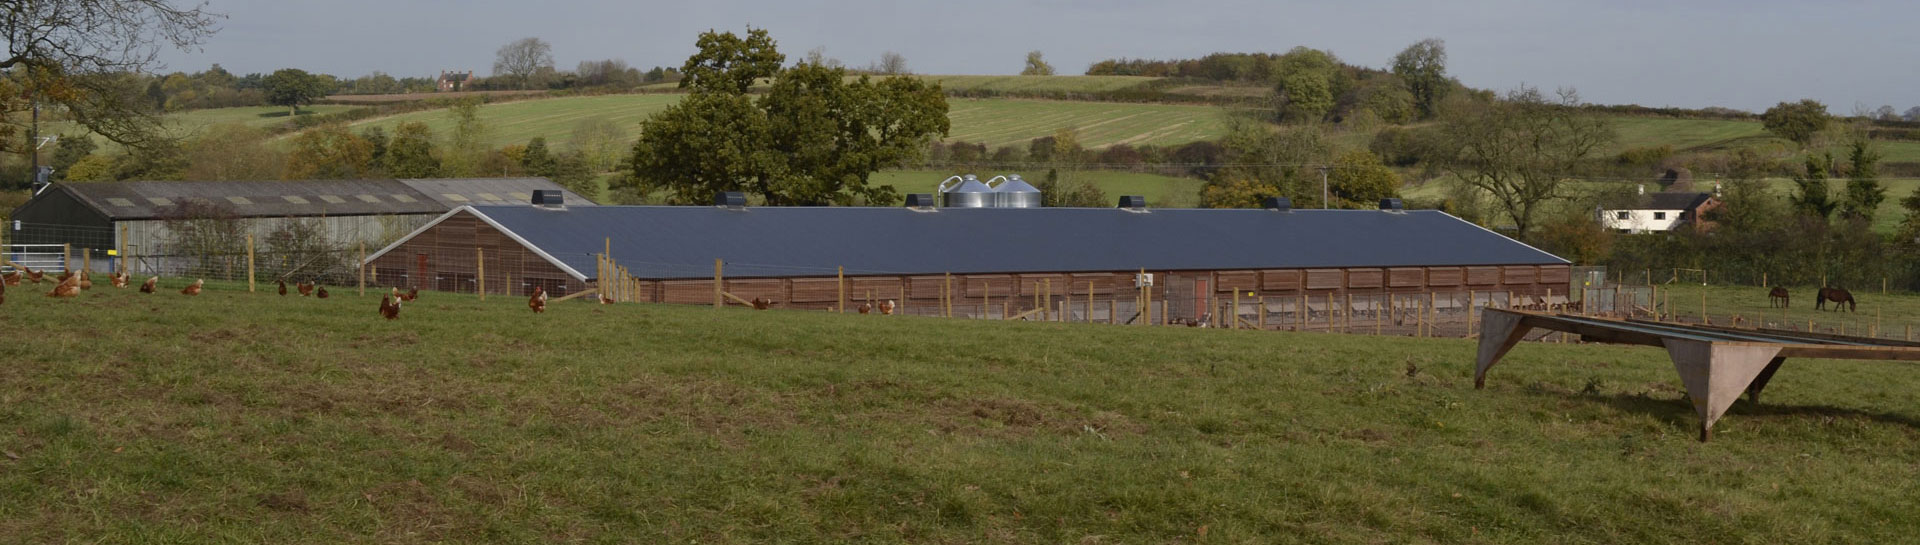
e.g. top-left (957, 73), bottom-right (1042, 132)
top-left (1646, 282), bottom-right (1920, 336)
top-left (871, 169), bottom-right (1204, 207)
top-left (4, 281), bottom-right (1920, 543)
top-left (315, 94), bottom-right (1234, 151)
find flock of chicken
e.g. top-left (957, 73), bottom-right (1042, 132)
top-left (0, 265), bottom-right (191, 304)
top-left (0, 264), bottom-right (550, 321)
top-left (2, 266), bottom-right (808, 319)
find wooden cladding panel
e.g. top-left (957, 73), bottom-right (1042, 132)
top-left (1069, 273), bottom-right (1121, 295)
top-left (964, 275), bottom-right (1013, 298)
top-left (1262, 270), bottom-right (1302, 292)
top-left (1015, 274), bottom-right (1066, 296)
top-left (1215, 271), bottom-right (1258, 291)
top-left (849, 277), bottom-right (904, 300)
top-left (661, 280), bottom-right (715, 305)
top-left (790, 279), bottom-right (839, 303)
top-left (1466, 267), bottom-right (1501, 286)
top-left (1538, 265), bottom-right (1571, 284)
top-left (725, 279), bottom-right (784, 302)
top-left (1502, 266), bottom-right (1538, 285)
top-left (1388, 267), bottom-right (1426, 288)
top-left (1304, 269), bottom-right (1344, 290)
top-left (1426, 267), bottom-right (1464, 287)
top-left (1346, 268), bottom-right (1384, 289)
top-left (908, 276), bottom-right (949, 299)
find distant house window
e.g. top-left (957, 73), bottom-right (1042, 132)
top-left (1615, 211), bottom-right (1629, 220)
top-left (1654, 212), bottom-right (1667, 220)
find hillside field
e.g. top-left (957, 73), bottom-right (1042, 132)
top-left (310, 94), bottom-right (1236, 152)
top-left (4, 282), bottom-right (1920, 542)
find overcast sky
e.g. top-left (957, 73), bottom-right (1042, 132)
top-left (162, 0), bottom-right (1917, 113)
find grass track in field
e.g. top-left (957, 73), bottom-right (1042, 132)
top-left (3, 280), bottom-right (1920, 542)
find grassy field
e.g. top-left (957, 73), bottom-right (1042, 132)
top-left (45, 105), bottom-right (359, 151)
top-left (314, 94), bottom-right (1233, 151)
top-left (871, 169), bottom-right (1204, 207)
top-left (1647, 282), bottom-right (1920, 335)
top-left (5, 282), bottom-right (1920, 542)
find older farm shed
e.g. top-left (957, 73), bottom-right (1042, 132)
top-left (364, 195), bottom-right (1570, 323)
top-left (7, 178), bottom-right (591, 276)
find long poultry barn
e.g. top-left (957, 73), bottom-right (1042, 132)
top-left (363, 193), bottom-right (1571, 322)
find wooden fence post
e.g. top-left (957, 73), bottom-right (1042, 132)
top-left (714, 258), bottom-right (724, 309)
top-left (1086, 282), bottom-right (1094, 324)
top-left (1428, 292), bottom-right (1436, 337)
top-left (245, 235), bottom-right (254, 292)
top-left (1108, 299), bottom-right (1116, 325)
top-left (1231, 290), bottom-right (1240, 330)
top-left (1374, 294), bottom-right (1382, 335)
top-left (357, 242), bottom-right (366, 297)
top-left (476, 247), bottom-right (486, 300)
top-left (118, 224), bottom-right (128, 275)
top-left (1344, 294), bottom-right (1353, 333)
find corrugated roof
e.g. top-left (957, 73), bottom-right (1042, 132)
top-left (410, 204), bottom-right (1567, 281)
top-left (58, 180), bottom-right (447, 220)
top-left (397, 178), bottom-right (593, 208)
top-left (1643, 192), bottom-right (1712, 210)
top-left (42, 178), bottom-right (594, 221)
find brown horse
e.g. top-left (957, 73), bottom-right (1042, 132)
top-left (1816, 287), bottom-right (1855, 312)
top-left (1768, 287), bottom-right (1790, 308)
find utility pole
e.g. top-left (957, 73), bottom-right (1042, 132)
top-left (1318, 165), bottom-right (1330, 209)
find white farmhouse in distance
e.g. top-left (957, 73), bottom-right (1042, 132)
top-left (1599, 188), bottom-right (1720, 234)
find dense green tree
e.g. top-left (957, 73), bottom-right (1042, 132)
top-left (359, 126), bottom-right (388, 165)
top-left (263, 68), bottom-right (331, 116)
top-left (1200, 121), bottom-right (1330, 208)
top-left (1841, 139), bottom-right (1884, 221)
top-left (522, 137), bottom-right (557, 177)
top-left (64, 154), bottom-right (115, 182)
top-left (1325, 150), bottom-right (1400, 208)
top-left (1761, 99), bottom-right (1830, 146)
top-left (1431, 86), bottom-right (1612, 239)
top-left (1391, 38), bottom-right (1449, 119)
top-left (385, 122), bottom-right (441, 178)
top-left (551, 151), bottom-right (597, 197)
top-left (283, 125), bottom-right (373, 179)
top-left (1021, 51), bottom-right (1055, 76)
top-left (1790, 153), bottom-right (1836, 219)
top-left (50, 135), bottom-right (98, 181)
top-left (631, 29), bottom-right (949, 205)
top-left (1272, 47), bottom-right (1340, 121)
top-left (678, 27), bottom-right (785, 94)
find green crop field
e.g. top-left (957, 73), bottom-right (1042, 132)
top-left (314, 94), bottom-right (1233, 151)
top-left (5, 282), bottom-right (1920, 542)
top-left (45, 105), bottom-right (359, 151)
top-left (871, 169), bottom-right (1204, 207)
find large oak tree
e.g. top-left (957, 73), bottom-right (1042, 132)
top-left (629, 28), bottom-right (949, 206)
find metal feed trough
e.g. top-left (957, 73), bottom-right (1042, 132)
top-left (1474, 308), bottom-right (1920, 441)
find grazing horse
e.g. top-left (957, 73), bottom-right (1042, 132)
top-left (1815, 287), bottom-right (1856, 312)
top-left (1768, 287), bottom-right (1790, 308)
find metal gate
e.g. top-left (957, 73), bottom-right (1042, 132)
top-left (1163, 273), bottom-right (1210, 325)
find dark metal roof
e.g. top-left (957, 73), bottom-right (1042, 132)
top-left (55, 180), bottom-right (447, 220)
top-left (437, 204), bottom-right (1567, 281)
top-left (36, 178), bottom-right (592, 221)
top-left (1641, 192), bottom-right (1712, 210)
top-left (397, 178), bottom-right (594, 209)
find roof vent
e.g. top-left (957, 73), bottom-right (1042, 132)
top-left (904, 193), bottom-right (938, 209)
top-left (1379, 198), bottom-right (1405, 212)
top-left (714, 191), bottom-right (747, 210)
top-left (531, 189), bottom-right (564, 208)
top-left (1263, 196), bottom-right (1292, 211)
top-left (1118, 195), bottom-right (1148, 212)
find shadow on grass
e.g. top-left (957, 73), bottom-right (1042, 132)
top-left (1525, 391), bottom-right (1920, 435)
